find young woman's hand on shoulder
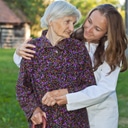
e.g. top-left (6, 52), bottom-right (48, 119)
top-left (16, 38), bottom-right (36, 60)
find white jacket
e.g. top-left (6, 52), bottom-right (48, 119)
top-left (13, 42), bottom-right (120, 128)
top-left (13, 51), bottom-right (22, 68)
top-left (66, 42), bottom-right (120, 128)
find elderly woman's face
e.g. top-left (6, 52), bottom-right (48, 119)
top-left (83, 10), bottom-right (107, 43)
top-left (50, 16), bottom-right (76, 38)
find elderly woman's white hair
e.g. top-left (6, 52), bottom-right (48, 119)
top-left (40, 0), bottom-right (81, 29)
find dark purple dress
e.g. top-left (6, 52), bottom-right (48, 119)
top-left (16, 31), bottom-right (96, 128)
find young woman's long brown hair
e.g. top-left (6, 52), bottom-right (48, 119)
top-left (71, 4), bottom-right (128, 73)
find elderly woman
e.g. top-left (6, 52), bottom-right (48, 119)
top-left (16, 1), bottom-right (96, 128)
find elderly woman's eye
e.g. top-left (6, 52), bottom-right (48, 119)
top-left (65, 20), bottom-right (70, 24)
top-left (73, 22), bottom-right (76, 25)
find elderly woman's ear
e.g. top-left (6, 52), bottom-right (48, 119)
top-left (48, 20), bottom-right (52, 26)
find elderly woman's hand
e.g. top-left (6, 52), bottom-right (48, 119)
top-left (16, 38), bottom-right (36, 60)
top-left (31, 107), bottom-right (46, 125)
top-left (42, 89), bottom-right (68, 106)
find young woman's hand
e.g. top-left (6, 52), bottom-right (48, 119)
top-left (31, 107), bottom-right (46, 125)
top-left (16, 38), bottom-right (36, 60)
top-left (55, 95), bottom-right (68, 106)
top-left (42, 89), bottom-right (68, 106)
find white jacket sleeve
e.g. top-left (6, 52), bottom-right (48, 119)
top-left (66, 61), bottom-right (121, 110)
top-left (13, 51), bottom-right (22, 68)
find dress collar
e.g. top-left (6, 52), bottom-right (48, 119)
top-left (41, 30), bottom-right (66, 50)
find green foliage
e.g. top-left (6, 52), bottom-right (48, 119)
top-left (4, 0), bottom-right (123, 37)
top-left (0, 49), bottom-right (128, 127)
top-left (69, 0), bottom-right (120, 27)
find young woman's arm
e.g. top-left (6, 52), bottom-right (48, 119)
top-left (66, 61), bottom-right (120, 110)
top-left (42, 61), bottom-right (120, 108)
top-left (13, 51), bottom-right (22, 67)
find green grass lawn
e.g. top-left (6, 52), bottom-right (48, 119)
top-left (0, 49), bottom-right (128, 128)
top-left (0, 49), bottom-right (28, 128)
top-left (117, 70), bottom-right (128, 128)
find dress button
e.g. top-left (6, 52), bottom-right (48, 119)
top-left (55, 50), bottom-right (58, 53)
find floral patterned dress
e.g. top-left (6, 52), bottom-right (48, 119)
top-left (16, 31), bottom-right (96, 128)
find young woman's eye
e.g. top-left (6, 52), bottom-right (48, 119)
top-left (88, 18), bottom-right (92, 24)
top-left (95, 27), bottom-right (101, 31)
top-left (95, 28), bottom-right (100, 31)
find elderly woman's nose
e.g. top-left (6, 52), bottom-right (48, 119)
top-left (69, 23), bottom-right (74, 32)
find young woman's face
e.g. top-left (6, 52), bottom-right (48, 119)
top-left (50, 16), bottom-right (76, 39)
top-left (83, 10), bottom-right (107, 43)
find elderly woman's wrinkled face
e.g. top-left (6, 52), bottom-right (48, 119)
top-left (83, 10), bottom-right (107, 43)
top-left (50, 16), bottom-right (76, 38)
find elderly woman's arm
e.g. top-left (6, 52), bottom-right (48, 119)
top-left (16, 58), bottom-right (45, 124)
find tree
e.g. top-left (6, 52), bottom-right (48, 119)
top-left (4, 0), bottom-right (120, 37)
top-left (68, 0), bottom-right (119, 28)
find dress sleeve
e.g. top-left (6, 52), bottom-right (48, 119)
top-left (13, 51), bottom-right (22, 68)
top-left (66, 61), bottom-right (121, 110)
top-left (16, 58), bottom-right (38, 120)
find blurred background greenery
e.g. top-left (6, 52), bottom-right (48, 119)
top-left (4, 0), bottom-right (125, 37)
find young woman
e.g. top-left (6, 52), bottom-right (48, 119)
top-left (14, 4), bottom-right (128, 128)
